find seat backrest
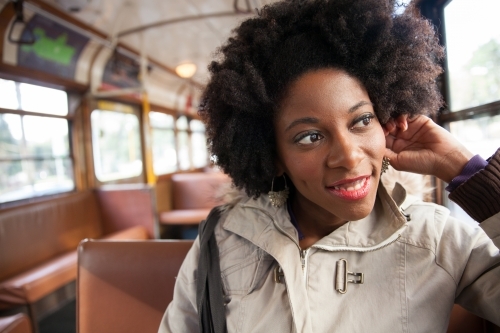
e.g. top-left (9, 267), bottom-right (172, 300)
top-left (171, 172), bottom-right (231, 210)
top-left (77, 239), bottom-right (193, 333)
top-left (448, 304), bottom-right (500, 333)
top-left (96, 184), bottom-right (159, 238)
top-left (0, 191), bottom-right (102, 282)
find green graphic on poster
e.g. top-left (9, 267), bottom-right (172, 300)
top-left (21, 28), bottom-right (76, 66)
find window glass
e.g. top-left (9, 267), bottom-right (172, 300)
top-left (0, 79), bottom-right (19, 110)
top-left (0, 113), bottom-right (22, 158)
top-left (150, 111), bottom-right (174, 128)
top-left (18, 83), bottom-right (68, 116)
top-left (0, 161), bottom-right (28, 203)
top-left (444, 0), bottom-right (500, 111)
top-left (23, 116), bottom-right (69, 157)
top-left (448, 115), bottom-right (500, 159)
top-left (176, 116), bottom-right (189, 130)
top-left (149, 112), bottom-right (177, 175)
top-left (91, 110), bottom-right (142, 181)
top-left (190, 119), bottom-right (205, 132)
top-left (190, 120), bottom-right (207, 168)
top-left (191, 132), bottom-right (207, 168)
top-left (177, 131), bottom-right (190, 170)
top-left (0, 112), bottom-right (73, 203)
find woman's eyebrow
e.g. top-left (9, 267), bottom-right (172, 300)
top-left (285, 117), bottom-right (319, 132)
top-left (349, 101), bottom-right (373, 113)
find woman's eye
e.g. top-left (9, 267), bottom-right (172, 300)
top-left (296, 132), bottom-right (324, 145)
top-left (352, 114), bottom-right (375, 129)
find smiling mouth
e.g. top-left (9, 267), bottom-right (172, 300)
top-left (326, 176), bottom-right (371, 200)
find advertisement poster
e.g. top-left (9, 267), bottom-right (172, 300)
top-left (101, 51), bottom-right (142, 89)
top-left (18, 14), bottom-right (89, 79)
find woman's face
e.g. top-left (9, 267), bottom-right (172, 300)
top-left (275, 68), bottom-right (386, 224)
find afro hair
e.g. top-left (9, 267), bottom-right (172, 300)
top-left (199, 0), bottom-right (444, 197)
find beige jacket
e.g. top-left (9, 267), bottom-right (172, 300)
top-left (159, 183), bottom-right (500, 333)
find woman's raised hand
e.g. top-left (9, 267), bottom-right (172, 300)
top-left (383, 115), bottom-right (474, 183)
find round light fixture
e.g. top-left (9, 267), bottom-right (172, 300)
top-left (175, 62), bottom-right (197, 78)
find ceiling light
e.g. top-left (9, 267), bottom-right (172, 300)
top-left (175, 63), bottom-right (197, 78)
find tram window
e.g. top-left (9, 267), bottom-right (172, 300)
top-left (190, 119), bottom-right (207, 168)
top-left (444, 0), bottom-right (500, 111)
top-left (0, 113), bottom-right (73, 203)
top-left (0, 79), bottom-right (19, 109)
top-left (449, 115), bottom-right (500, 160)
top-left (91, 110), bottom-right (142, 181)
top-left (445, 116), bottom-right (500, 224)
top-left (176, 116), bottom-right (190, 170)
top-left (0, 79), bottom-right (68, 116)
top-left (149, 112), bottom-right (177, 175)
top-left (440, 0), bottom-right (500, 224)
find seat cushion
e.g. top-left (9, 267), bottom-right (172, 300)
top-left (159, 209), bottom-right (211, 225)
top-left (0, 226), bottom-right (149, 310)
top-left (0, 313), bottom-right (32, 333)
top-left (0, 251), bottom-right (77, 309)
top-left (102, 226), bottom-right (150, 240)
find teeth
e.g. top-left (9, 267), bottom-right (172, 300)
top-left (334, 178), bottom-right (366, 191)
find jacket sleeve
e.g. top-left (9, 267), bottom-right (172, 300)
top-left (449, 148), bottom-right (500, 222)
top-left (449, 212), bottom-right (500, 325)
top-left (158, 237), bottom-right (200, 333)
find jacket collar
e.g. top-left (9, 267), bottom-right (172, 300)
top-left (222, 181), bottom-right (409, 251)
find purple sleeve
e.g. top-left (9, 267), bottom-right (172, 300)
top-left (445, 154), bottom-right (488, 192)
top-left (448, 148), bottom-right (500, 222)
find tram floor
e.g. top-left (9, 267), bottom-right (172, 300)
top-left (39, 299), bottom-right (76, 333)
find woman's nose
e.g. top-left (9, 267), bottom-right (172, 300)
top-left (326, 133), bottom-right (364, 170)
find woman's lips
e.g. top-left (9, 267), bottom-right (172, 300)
top-left (326, 176), bottom-right (371, 201)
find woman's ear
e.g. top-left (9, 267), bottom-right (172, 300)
top-left (274, 158), bottom-right (285, 177)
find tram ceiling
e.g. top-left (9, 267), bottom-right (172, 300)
top-left (38, 0), bottom-right (278, 84)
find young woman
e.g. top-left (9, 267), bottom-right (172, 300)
top-left (159, 0), bottom-right (500, 331)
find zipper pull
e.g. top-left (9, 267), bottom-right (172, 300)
top-left (300, 250), bottom-right (307, 271)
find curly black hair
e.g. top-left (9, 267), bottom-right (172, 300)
top-left (199, 0), bottom-right (444, 197)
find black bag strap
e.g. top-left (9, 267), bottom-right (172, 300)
top-left (196, 207), bottom-right (227, 333)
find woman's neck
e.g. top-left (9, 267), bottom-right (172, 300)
top-left (291, 192), bottom-right (348, 249)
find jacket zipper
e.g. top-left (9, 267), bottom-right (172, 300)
top-left (300, 249), bottom-right (310, 287)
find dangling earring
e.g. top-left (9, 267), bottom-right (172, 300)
top-left (381, 157), bottom-right (390, 175)
top-left (268, 175), bottom-right (289, 208)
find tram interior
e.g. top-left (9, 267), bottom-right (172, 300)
top-left (0, 0), bottom-right (499, 332)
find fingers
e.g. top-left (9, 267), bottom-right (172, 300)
top-left (383, 118), bottom-right (396, 134)
top-left (383, 114), bottom-right (409, 137)
top-left (396, 114), bottom-right (408, 131)
top-left (384, 149), bottom-right (399, 170)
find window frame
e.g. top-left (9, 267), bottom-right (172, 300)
top-left (0, 78), bottom-right (76, 205)
top-left (419, 0), bottom-right (500, 210)
top-left (89, 100), bottom-right (145, 185)
top-left (146, 107), bottom-right (208, 176)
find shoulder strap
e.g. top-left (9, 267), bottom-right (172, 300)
top-left (196, 207), bottom-right (227, 333)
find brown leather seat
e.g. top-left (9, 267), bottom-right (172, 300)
top-left (77, 239), bottom-right (193, 333)
top-left (159, 172), bottom-right (230, 226)
top-left (0, 313), bottom-right (33, 333)
top-left (0, 186), bottom-right (155, 318)
top-left (448, 304), bottom-right (500, 333)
